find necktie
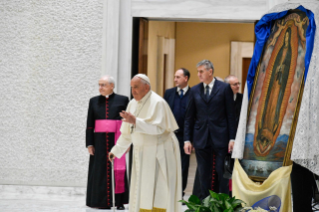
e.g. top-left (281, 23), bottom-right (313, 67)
top-left (180, 89), bottom-right (184, 99)
top-left (205, 85), bottom-right (210, 100)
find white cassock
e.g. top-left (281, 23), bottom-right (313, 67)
top-left (111, 91), bottom-right (182, 212)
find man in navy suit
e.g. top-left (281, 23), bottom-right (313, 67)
top-left (164, 68), bottom-right (191, 198)
top-left (184, 60), bottom-right (236, 198)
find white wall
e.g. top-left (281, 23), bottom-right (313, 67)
top-left (132, 0), bottom-right (288, 22)
top-left (0, 0), bottom-right (104, 186)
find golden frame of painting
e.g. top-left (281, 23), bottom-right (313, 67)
top-left (240, 10), bottom-right (309, 181)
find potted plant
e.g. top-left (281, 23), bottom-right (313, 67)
top-left (179, 190), bottom-right (245, 212)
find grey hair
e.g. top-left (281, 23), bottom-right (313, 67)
top-left (197, 59), bottom-right (215, 72)
top-left (224, 75), bottom-right (237, 84)
top-left (100, 75), bottom-right (115, 88)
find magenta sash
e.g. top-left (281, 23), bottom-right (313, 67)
top-left (95, 120), bottom-right (126, 194)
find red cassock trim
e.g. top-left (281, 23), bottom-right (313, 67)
top-left (105, 98), bottom-right (111, 206)
top-left (211, 154), bottom-right (216, 191)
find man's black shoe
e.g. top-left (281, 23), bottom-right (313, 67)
top-left (117, 205), bottom-right (125, 210)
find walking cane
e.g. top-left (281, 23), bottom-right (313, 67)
top-left (111, 161), bottom-right (117, 212)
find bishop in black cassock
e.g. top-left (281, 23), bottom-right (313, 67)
top-left (86, 76), bottom-right (129, 210)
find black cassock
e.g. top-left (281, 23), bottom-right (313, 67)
top-left (86, 93), bottom-right (129, 208)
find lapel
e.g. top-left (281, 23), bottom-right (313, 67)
top-left (199, 83), bottom-right (207, 103)
top-left (168, 88), bottom-right (177, 108)
top-left (208, 79), bottom-right (220, 102)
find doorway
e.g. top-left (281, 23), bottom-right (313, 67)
top-left (131, 18), bottom-right (255, 194)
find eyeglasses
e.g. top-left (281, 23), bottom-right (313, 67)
top-left (99, 83), bottom-right (107, 87)
top-left (231, 82), bottom-right (241, 86)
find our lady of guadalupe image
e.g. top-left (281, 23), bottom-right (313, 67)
top-left (241, 10), bottom-right (309, 179)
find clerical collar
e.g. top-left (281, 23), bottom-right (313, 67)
top-left (177, 86), bottom-right (189, 94)
top-left (137, 90), bottom-right (152, 103)
top-left (105, 92), bottom-right (114, 98)
top-left (203, 78), bottom-right (215, 90)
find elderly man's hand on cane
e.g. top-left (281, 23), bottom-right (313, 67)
top-left (108, 152), bottom-right (115, 162)
top-left (108, 152), bottom-right (117, 211)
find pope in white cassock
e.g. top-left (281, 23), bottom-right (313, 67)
top-left (109, 74), bottom-right (182, 212)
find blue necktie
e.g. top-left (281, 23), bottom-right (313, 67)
top-left (205, 85), bottom-right (210, 100)
top-left (180, 89), bottom-right (184, 99)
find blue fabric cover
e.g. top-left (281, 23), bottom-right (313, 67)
top-left (247, 6), bottom-right (316, 99)
top-left (251, 195), bottom-right (281, 212)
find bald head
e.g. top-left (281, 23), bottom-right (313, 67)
top-left (225, 75), bottom-right (240, 94)
top-left (131, 76), bottom-right (150, 101)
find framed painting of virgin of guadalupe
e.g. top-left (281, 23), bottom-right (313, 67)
top-left (240, 10), bottom-right (310, 181)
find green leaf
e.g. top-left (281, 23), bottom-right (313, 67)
top-left (209, 190), bottom-right (219, 200)
top-left (228, 196), bottom-right (236, 203)
top-left (219, 193), bottom-right (230, 201)
top-left (178, 200), bottom-right (188, 204)
top-left (184, 209), bottom-right (196, 212)
top-left (196, 206), bottom-right (211, 212)
top-left (231, 199), bottom-right (245, 204)
top-left (231, 199), bottom-right (245, 208)
top-left (217, 200), bottom-right (224, 207)
top-left (209, 198), bottom-right (218, 203)
top-left (224, 200), bottom-right (232, 209)
top-left (186, 202), bottom-right (199, 210)
top-left (202, 195), bottom-right (212, 207)
top-left (211, 204), bottom-right (222, 212)
top-left (233, 207), bottom-right (245, 212)
top-left (223, 208), bottom-right (233, 212)
top-left (188, 195), bottom-right (201, 205)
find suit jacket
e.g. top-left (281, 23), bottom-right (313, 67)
top-left (163, 87), bottom-right (178, 109)
top-left (184, 79), bottom-right (236, 149)
top-left (163, 87), bottom-right (190, 135)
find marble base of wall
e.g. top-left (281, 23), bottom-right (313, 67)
top-left (0, 185), bottom-right (86, 197)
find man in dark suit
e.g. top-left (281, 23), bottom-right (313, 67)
top-left (224, 75), bottom-right (243, 196)
top-left (184, 60), bottom-right (236, 198)
top-left (86, 76), bottom-right (129, 210)
top-left (224, 75), bottom-right (243, 133)
top-left (164, 68), bottom-right (191, 198)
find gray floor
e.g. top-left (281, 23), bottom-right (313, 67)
top-left (0, 154), bottom-right (198, 212)
top-left (0, 191), bottom-right (190, 212)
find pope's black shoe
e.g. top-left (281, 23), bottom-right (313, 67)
top-left (97, 207), bottom-right (110, 209)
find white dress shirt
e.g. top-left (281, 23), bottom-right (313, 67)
top-left (177, 86), bottom-right (189, 95)
top-left (203, 78), bottom-right (215, 95)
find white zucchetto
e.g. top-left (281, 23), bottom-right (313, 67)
top-left (135, 74), bottom-right (151, 85)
